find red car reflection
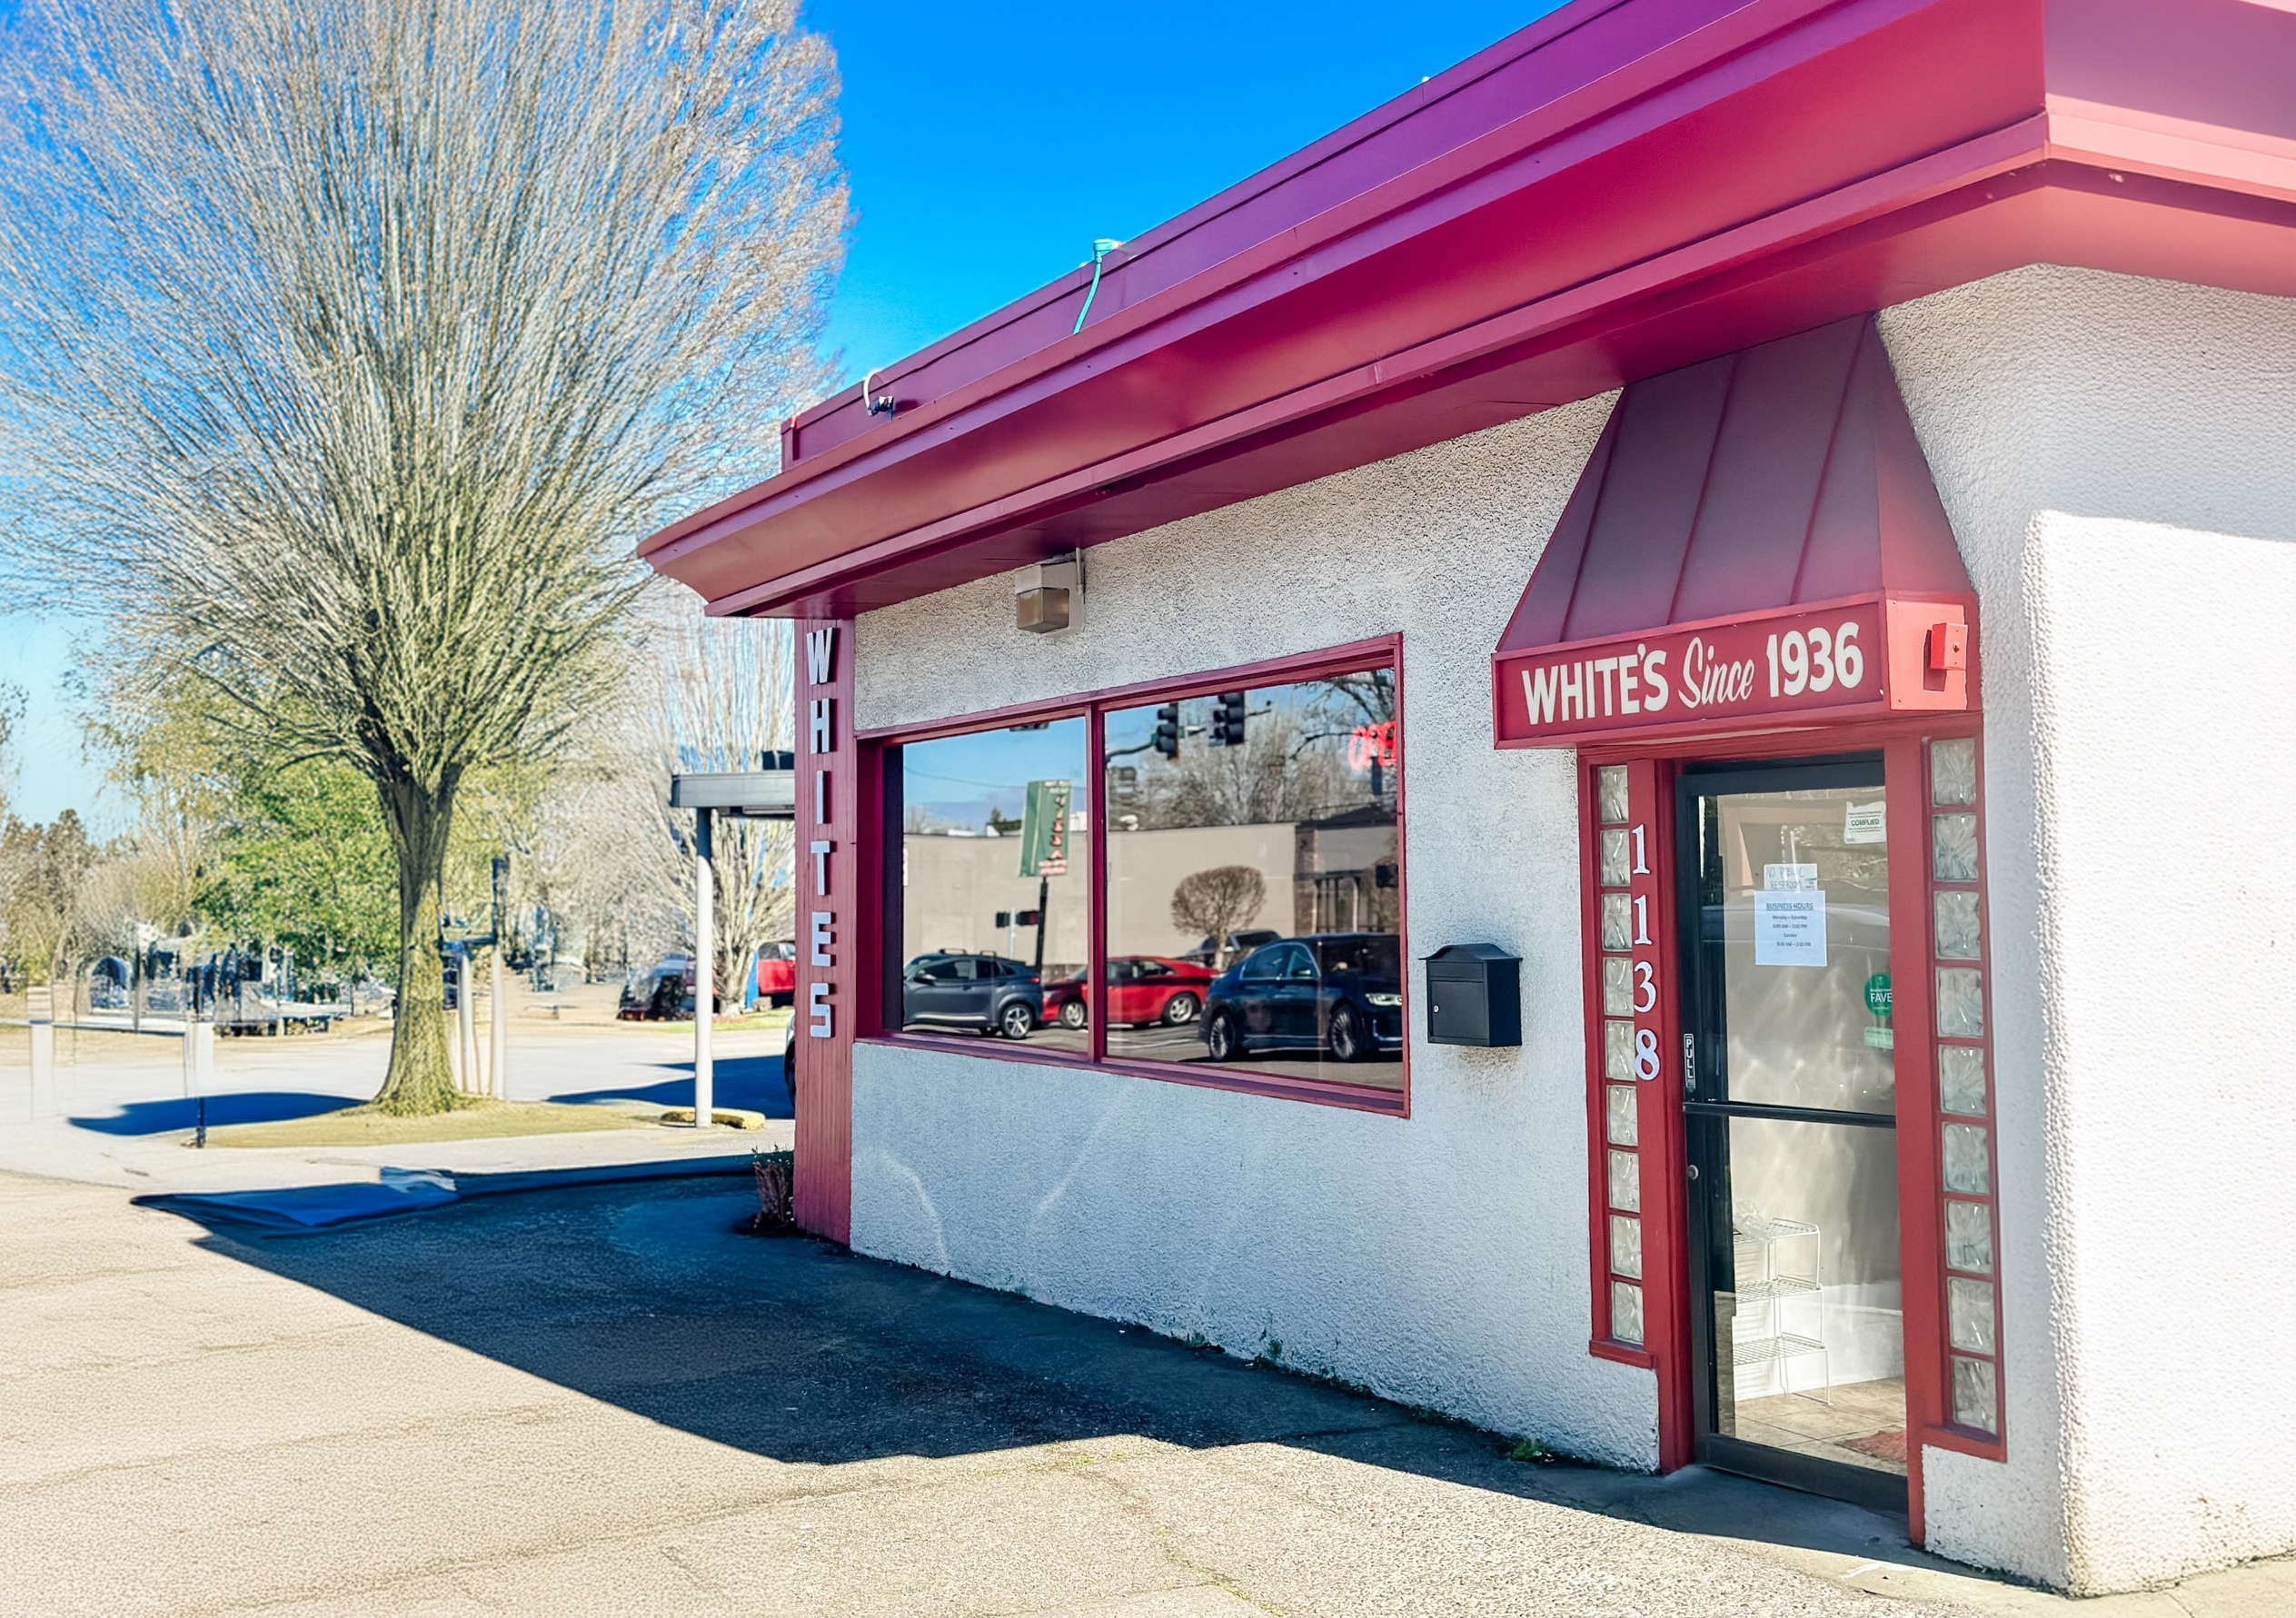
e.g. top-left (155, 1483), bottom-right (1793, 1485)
top-left (1044, 956), bottom-right (1216, 1030)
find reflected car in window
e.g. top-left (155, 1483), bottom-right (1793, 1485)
top-left (1200, 934), bottom-right (1405, 1065)
top-left (1044, 956), bottom-right (1215, 1030)
top-left (901, 953), bottom-right (1043, 1039)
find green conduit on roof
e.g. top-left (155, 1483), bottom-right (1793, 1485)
top-left (1073, 239), bottom-right (1124, 335)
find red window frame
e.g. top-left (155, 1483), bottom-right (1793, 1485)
top-left (857, 634), bottom-right (1409, 1117)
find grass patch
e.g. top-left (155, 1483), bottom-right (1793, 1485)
top-left (203, 1099), bottom-right (663, 1148)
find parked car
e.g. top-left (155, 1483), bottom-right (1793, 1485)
top-left (1043, 956), bottom-right (1216, 1030)
top-left (617, 955), bottom-right (722, 1021)
top-left (1200, 933), bottom-right (1406, 1064)
top-left (1180, 928), bottom-right (1281, 967)
top-left (756, 940), bottom-right (796, 1008)
top-left (900, 952), bottom-right (1042, 1038)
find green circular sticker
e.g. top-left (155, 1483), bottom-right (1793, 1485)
top-left (1864, 972), bottom-right (1893, 1018)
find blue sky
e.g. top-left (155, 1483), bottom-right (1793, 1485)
top-left (1, 2), bottom-right (1556, 826)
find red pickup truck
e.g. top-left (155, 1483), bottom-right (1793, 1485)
top-left (755, 940), bottom-right (796, 1008)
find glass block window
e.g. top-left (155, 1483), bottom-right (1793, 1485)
top-left (1952, 1355), bottom-right (1998, 1435)
top-left (1947, 1277), bottom-right (1996, 1354)
top-left (1585, 760), bottom-right (1661, 1358)
top-left (1943, 1123), bottom-right (1992, 1195)
top-left (1601, 896), bottom-right (1633, 953)
top-left (1605, 1084), bottom-right (1638, 1146)
top-left (1595, 766), bottom-right (1631, 827)
top-left (1931, 738), bottom-right (1977, 806)
top-left (1609, 1214), bottom-right (1644, 1279)
top-left (1936, 968), bottom-right (1985, 1037)
top-left (1944, 1199), bottom-right (1993, 1274)
top-left (1938, 1045), bottom-right (1988, 1117)
top-left (1604, 1019), bottom-right (1635, 1080)
top-left (1607, 1148), bottom-right (1641, 1212)
top-left (1610, 1280), bottom-right (1645, 1347)
top-left (1927, 733), bottom-right (2003, 1449)
top-left (1934, 892), bottom-right (1983, 959)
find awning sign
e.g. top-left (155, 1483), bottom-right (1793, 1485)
top-left (1498, 601), bottom-right (1898, 745)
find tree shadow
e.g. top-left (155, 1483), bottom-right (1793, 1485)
top-left (69, 1091), bottom-right (354, 1136)
top-left (160, 1176), bottom-right (1943, 1578)
top-left (546, 1054), bottom-right (791, 1118)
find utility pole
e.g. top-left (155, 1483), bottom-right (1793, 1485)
top-left (692, 808), bottom-right (714, 1130)
top-left (490, 856), bottom-right (510, 1101)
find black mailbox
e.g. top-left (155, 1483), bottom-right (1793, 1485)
top-left (1423, 943), bottom-right (1522, 1047)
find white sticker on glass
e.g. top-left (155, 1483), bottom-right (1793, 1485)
top-left (1761, 862), bottom-right (1818, 891)
top-left (1844, 799), bottom-right (1887, 845)
top-left (1753, 888), bottom-right (1828, 968)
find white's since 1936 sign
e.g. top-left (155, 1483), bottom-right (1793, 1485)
top-left (1494, 596), bottom-right (1967, 746)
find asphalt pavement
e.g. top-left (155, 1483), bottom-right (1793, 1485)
top-left (4, 1171), bottom-right (2289, 1617)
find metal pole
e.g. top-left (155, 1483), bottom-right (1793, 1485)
top-left (456, 946), bottom-right (477, 1096)
top-left (490, 856), bottom-right (510, 1100)
top-left (490, 944), bottom-right (508, 1101)
top-left (693, 808), bottom-right (714, 1129)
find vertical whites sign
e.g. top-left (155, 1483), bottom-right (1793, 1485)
top-left (804, 625), bottom-right (838, 1040)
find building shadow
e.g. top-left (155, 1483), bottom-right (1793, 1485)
top-left (546, 1053), bottom-right (791, 1118)
top-left (160, 1175), bottom-right (1944, 1578)
top-left (68, 1091), bottom-right (354, 1136)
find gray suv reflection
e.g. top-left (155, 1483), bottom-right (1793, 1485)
top-left (901, 953), bottom-right (1043, 1039)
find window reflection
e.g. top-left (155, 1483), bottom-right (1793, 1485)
top-left (897, 718), bottom-right (1088, 1053)
top-left (1100, 670), bottom-right (1402, 1087)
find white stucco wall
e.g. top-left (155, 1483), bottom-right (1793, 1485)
top-left (850, 392), bottom-right (1670, 1466)
top-left (845, 263), bottom-right (2296, 1591)
top-left (1881, 267), bottom-right (2296, 1593)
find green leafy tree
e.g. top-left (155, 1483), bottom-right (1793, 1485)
top-left (200, 761), bottom-right (397, 992)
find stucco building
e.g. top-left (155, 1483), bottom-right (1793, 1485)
top-left (643, 0), bottom-right (2296, 1593)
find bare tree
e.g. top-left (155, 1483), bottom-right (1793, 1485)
top-left (1169, 865), bottom-right (1267, 967)
top-left (0, 0), bottom-right (846, 1110)
top-left (547, 588), bottom-right (794, 1002)
top-left (0, 810), bottom-right (101, 988)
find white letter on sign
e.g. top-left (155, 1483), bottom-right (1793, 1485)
top-left (809, 697), bottom-right (834, 755)
top-left (810, 910), bottom-right (833, 967)
top-left (810, 839), bottom-right (833, 897)
top-left (805, 625), bottom-right (838, 684)
top-left (808, 978), bottom-right (832, 1039)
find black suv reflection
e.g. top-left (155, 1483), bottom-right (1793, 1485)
top-left (1201, 933), bottom-right (1404, 1065)
top-left (901, 952), bottom-right (1043, 1039)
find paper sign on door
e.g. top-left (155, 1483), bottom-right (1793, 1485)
top-left (1753, 889), bottom-right (1828, 967)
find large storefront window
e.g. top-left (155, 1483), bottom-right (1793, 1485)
top-left (1102, 671), bottom-right (1401, 1089)
top-left (896, 718), bottom-right (1088, 1053)
top-left (877, 644), bottom-right (1406, 1104)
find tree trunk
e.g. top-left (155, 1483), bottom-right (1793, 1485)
top-left (372, 776), bottom-right (461, 1116)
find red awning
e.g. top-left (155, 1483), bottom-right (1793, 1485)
top-left (1493, 316), bottom-right (1974, 748)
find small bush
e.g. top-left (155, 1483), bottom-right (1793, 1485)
top-left (746, 1148), bottom-right (795, 1233)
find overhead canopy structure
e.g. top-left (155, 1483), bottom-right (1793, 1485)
top-left (668, 769), bottom-right (797, 819)
top-left (1492, 315), bottom-right (1974, 746)
top-left (640, 0), bottom-right (2296, 620)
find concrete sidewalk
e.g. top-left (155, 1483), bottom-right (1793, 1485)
top-left (0, 1019), bottom-right (792, 1196)
top-left (1, 1171), bottom-right (2286, 1618)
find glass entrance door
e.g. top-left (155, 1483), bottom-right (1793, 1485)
top-left (1677, 758), bottom-right (1907, 1511)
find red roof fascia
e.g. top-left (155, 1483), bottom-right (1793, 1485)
top-left (642, 0), bottom-right (2296, 618)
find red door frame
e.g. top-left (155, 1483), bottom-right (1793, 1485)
top-left (1581, 714), bottom-right (1990, 1544)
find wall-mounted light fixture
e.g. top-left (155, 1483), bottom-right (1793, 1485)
top-left (1015, 552), bottom-right (1081, 634)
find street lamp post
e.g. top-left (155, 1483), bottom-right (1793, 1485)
top-left (667, 761), bottom-right (795, 1131)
